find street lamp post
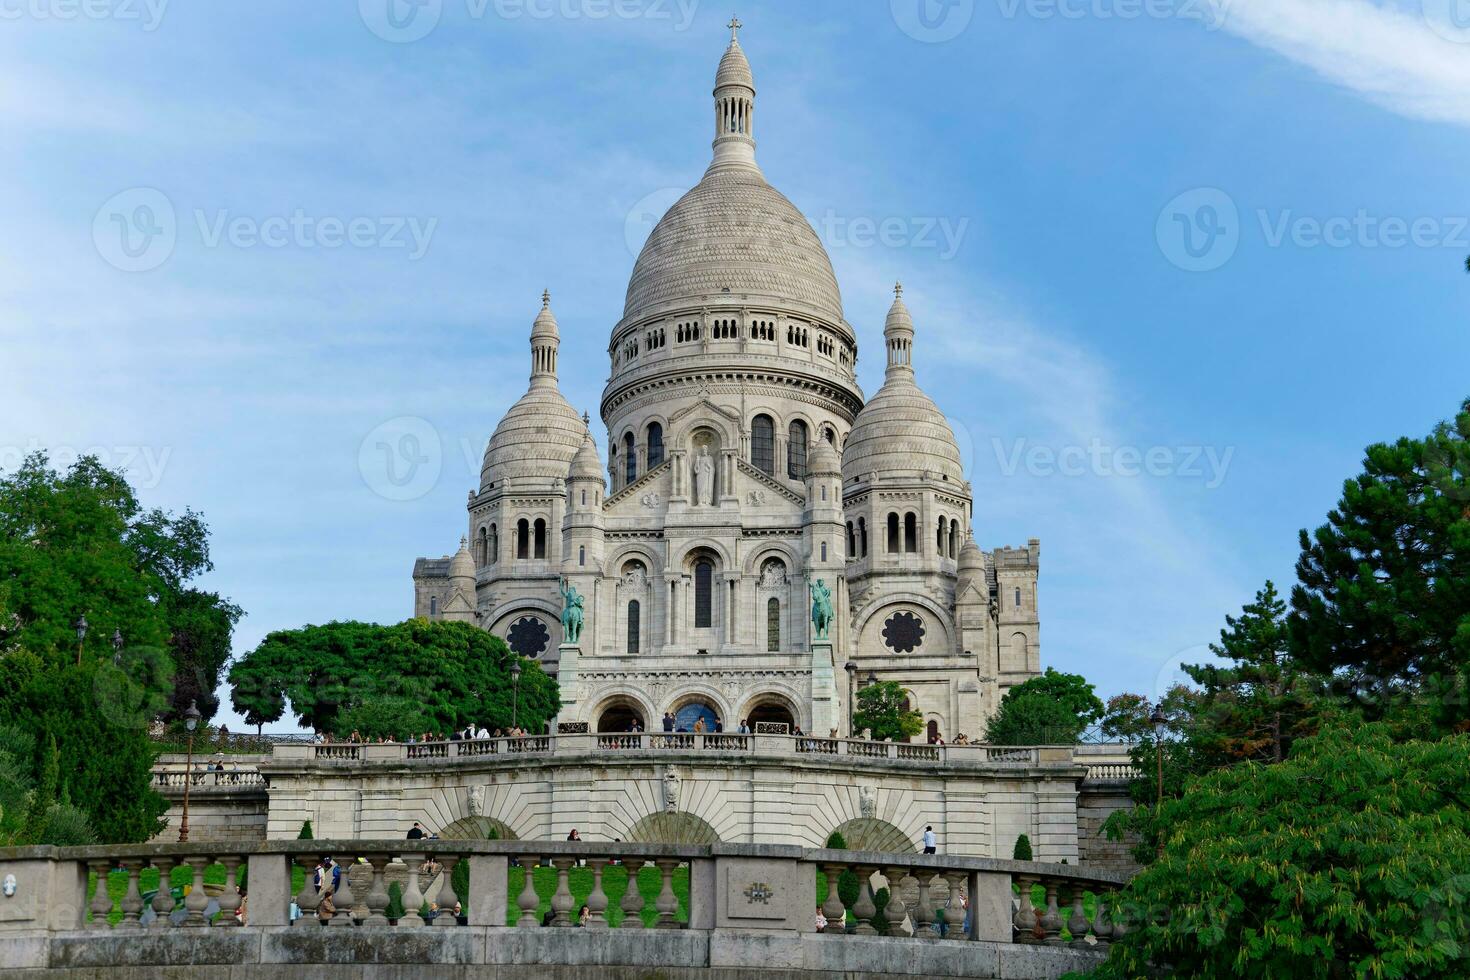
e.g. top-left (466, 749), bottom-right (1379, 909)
top-left (844, 662), bottom-right (856, 737)
top-left (111, 629), bottom-right (124, 667)
top-left (1149, 707), bottom-right (1166, 855)
top-left (178, 700), bottom-right (202, 843)
top-left (510, 661), bottom-right (523, 730)
top-left (73, 615), bottom-right (88, 667)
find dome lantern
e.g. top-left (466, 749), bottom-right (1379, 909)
top-left (710, 16), bottom-right (757, 173)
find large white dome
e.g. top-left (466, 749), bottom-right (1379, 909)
top-left (622, 167), bottom-right (845, 328)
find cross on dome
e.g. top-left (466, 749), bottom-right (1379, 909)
top-left (894, 281), bottom-right (903, 299)
top-left (541, 288), bottom-right (551, 309)
top-left (728, 15), bottom-right (741, 39)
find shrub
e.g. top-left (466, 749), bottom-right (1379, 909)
top-left (386, 881), bottom-right (404, 920)
top-left (825, 831), bottom-right (847, 849)
top-left (1012, 834), bottom-right (1032, 861)
top-left (297, 820), bottom-right (313, 840)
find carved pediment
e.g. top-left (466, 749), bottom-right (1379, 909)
top-left (735, 458), bottom-right (805, 506)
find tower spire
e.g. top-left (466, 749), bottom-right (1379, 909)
top-left (710, 20), bottom-right (758, 173)
top-left (884, 281), bottom-right (915, 378)
top-left (529, 289), bottom-right (561, 388)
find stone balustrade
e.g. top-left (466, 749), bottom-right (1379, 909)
top-left (151, 769), bottom-right (267, 790)
top-left (0, 839), bottom-right (1124, 978)
top-left (270, 733), bottom-right (1057, 768)
top-left (1083, 763), bottom-right (1141, 782)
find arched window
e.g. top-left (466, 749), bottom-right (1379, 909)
top-left (820, 541), bottom-right (828, 561)
top-left (858, 517), bottom-right (868, 557)
top-left (949, 523), bottom-right (958, 559)
top-left (887, 513), bottom-right (900, 554)
top-left (646, 422), bottom-right (664, 469)
top-left (846, 522), bottom-right (856, 557)
top-left (751, 415), bottom-right (775, 476)
top-left (627, 600), bottom-right (641, 654)
top-left (787, 420), bottom-right (808, 479)
top-left (1015, 587), bottom-right (1022, 608)
top-left (623, 432), bottom-right (636, 485)
top-left (823, 425), bottom-right (835, 444)
top-left (767, 597), bottom-right (780, 652)
top-left (489, 524), bottom-right (498, 564)
top-left (580, 489), bottom-right (587, 506)
top-left (904, 512), bottom-right (918, 553)
top-left (429, 595), bottom-right (437, 616)
top-left (533, 518), bottom-right (546, 559)
top-left (578, 545), bottom-right (586, 566)
top-left (937, 517), bottom-right (947, 554)
top-left (477, 526), bottom-right (488, 565)
top-left (516, 519), bottom-right (529, 560)
top-left (694, 560), bottom-right (714, 629)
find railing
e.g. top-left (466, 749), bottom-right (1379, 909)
top-left (267, 735), bottom-right (1069, 770)
top-left (150, 770), bottom-right (266, 790)
top-left (4, 839), bottom-right (1127, 949)
top-left (1084, 763), bottom-right (1140, 782)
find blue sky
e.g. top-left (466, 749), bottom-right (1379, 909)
top-left (3, 0), bottom-right (1467, 731)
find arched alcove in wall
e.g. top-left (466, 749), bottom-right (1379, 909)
top-left (438, 816), bottom-right (519, 841)
top-left (827, 817), bottom-right (914, 853)
top-left (625, 811), bottom-right (721, 845)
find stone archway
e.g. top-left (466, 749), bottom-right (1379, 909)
top-left (740, 691), bottom-right (800, 732)
top-left (595, 695), bottom-right (648, 733)
top-left (438, 816), bottom-right (519, 841)
top-left (828, 817), bottom-right (914, 853)
top-left (626, 811), bottom-right (721, 845)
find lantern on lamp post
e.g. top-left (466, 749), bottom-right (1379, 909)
top-left (178, 700), bottom-right (202, 843)
top-left (510, 661), bottom-right (523, 730)
top-left (844, 661), bottom-right (856, 737)
top-left (111, 628), bottom-right (124, 667)
top-left (73, 615), bottom-right (88, 667)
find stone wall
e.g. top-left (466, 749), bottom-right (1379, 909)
top-left (1076, 784), bottom-right (1140, 876)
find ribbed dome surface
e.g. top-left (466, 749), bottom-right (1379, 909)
top-left (842, 376), bottom-right (964, 485)
top-left (715, 38), bottom-right (754, 89)
top-left (569, 430), bottom-right (604, 481)
top-left (957, 538), bottom-right (984, 581)
top-left (622, 168), bottom-right (845, 327)
top-left (808, 436), bottom-right (841, 477)
top-left (481, 386), bottom-right (585, 489)
top-left (449, 538), bottom-right (475, 579)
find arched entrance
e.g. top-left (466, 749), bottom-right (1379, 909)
top-left (671, 695), bottom-right (721, 733)
top-left (438, 816), bottom-right (519, 840)
top-left (595, 696), bottom-right (647, 733)
top-left (626, 811), bottom-right (721, 845)
top-left (828, 817), bottom-right (913, 853)
top-left (742, 693), bottom-right (798, 732)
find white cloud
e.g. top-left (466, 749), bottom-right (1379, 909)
top-left (1217, 0), bottom-right (1470, 127)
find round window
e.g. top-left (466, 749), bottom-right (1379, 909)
top-left (507, 616), bottom-right (550, 659)
top-left (882, 611), bottom-right (925, 654)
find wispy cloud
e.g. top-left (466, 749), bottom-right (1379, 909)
top-left (1218, 0), bottom-right (1470, 127)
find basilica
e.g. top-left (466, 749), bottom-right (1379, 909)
top-left (413, 26), bottom-right (1042, 741)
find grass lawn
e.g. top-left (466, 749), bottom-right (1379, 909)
top-left (503, 862), bottom-right (688, 926)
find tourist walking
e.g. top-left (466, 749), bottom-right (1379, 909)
top-left (922, 826), bottom-right (937, 854)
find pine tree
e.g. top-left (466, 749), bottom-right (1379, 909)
top-left (1012, 834), bottom-right (1032, 861)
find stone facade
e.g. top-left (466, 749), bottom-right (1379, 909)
top-left (413, 27), bottom-right (1041, 745)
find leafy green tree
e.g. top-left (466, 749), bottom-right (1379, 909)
top-left (1099, 692), bottom-right (1152, 741)
top-left (851, 681), bottom-right (923, 742)
top-left (0, 726), bottom-right (34, 845)
top-left (985, 669), bottom-right (1104, 744)
top-left (1012, 834), bottom-right (1032, 861)
top-left (1088, 724), bottom-right (1470, 979)
top-left (298, 820), bottom-right (313, 840)
top-left (1011, 668), bottom-right (1106, 725)
top-left (1288, 398), bottom-right (1470, 732)
top-left (229, 619), bottom-right (559, 738)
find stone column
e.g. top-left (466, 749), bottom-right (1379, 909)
top-left (467, 855), bottom-right (509, 929)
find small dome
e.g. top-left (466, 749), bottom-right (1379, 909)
top-left (449, 537), bottom-right (475, 580)
top-left (569, 428), bottom-right (604, 482)
top-left (531, 289), bottom-right (559, 341)
top-left (807, 436), bottom-right (841, 477)
top-left (957, 537), bottom-right (984, 582)
top-left (481, 387), bottom-right (584, 488)
top-left (715, 37), bottom-right (754, 90)
top-left (842, 285), bottom-right (964, 486)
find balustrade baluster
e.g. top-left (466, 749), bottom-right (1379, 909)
top-left (117, 860), bottom-right (144, 929)
top-left (1090, 889), bottom-right (1113, 945)
top-left (1108, 887), bottom-right (1129, 940)
top-left (882, 866), bottom-right (908, 936)
top-left (400, 853), bottom-right (426, 926)
top-left (182, 857), bottom-right (211, 927)
top-left (550, 859), bottom-right (575, 927)
top-left (216, 856), bottom-right (243, 927)
top-left (292, 855), bottom-right (321, 927)
top-left (328, 857), bottom-right (356, 927)
top-left (149, 858), bottom-right (175, 929)
top-left (1067, 884), bottom-right (1090, 947)
top-left (364, 856), bottom-right (391, 926)
top-left (516, 857), bottom-right (541, 927)
top-left (433, 855), bottom-right (460, 925)
top-left (620, 858), bottom-right (647, 928)
top-left (851, 866), bottom-right (878, 936)
top-left (1039, 879), bottom-right (1063, 945)
top-left (1012, 874), bottom-right (1038, 943)
top-left (914, 871), bottom-right (938, 939)
top-left (586, 858), bottom-right (609, 929)
top-left (653, 859), bottom-right (680, 929)
top-left (820, 865), bottom-right (846, 934)
top-left (942, 872), bottom-right (966, 939)
top-left (87, 860), bottom-right (113, 930)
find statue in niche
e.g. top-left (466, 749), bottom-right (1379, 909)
top-left (859, 785), bottom-right (876, 820)
top-left (694, 446), bottom-right (716, 507)
top-left (759, 560), bottom-right (787, 590)
top-left (468, 784), bottom-right (487, 816)
top-left (623, 565), bottom-right (648, 589)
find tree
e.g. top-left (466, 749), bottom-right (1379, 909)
top-left (851, 681), bottom-right (922, 742)
top-left (228, 619), bottom-right (559, 738)
top-left (1288, 398), bottom-right (1470, 733)
top-left (298, 820), bottom-right (313, 840)
top-left (985, 668), bottom-right (1104, 744)
top-left (1012, 834), bottom-right (1032, 861)
top-left (1087, 724), bottom-right (1470, 979)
